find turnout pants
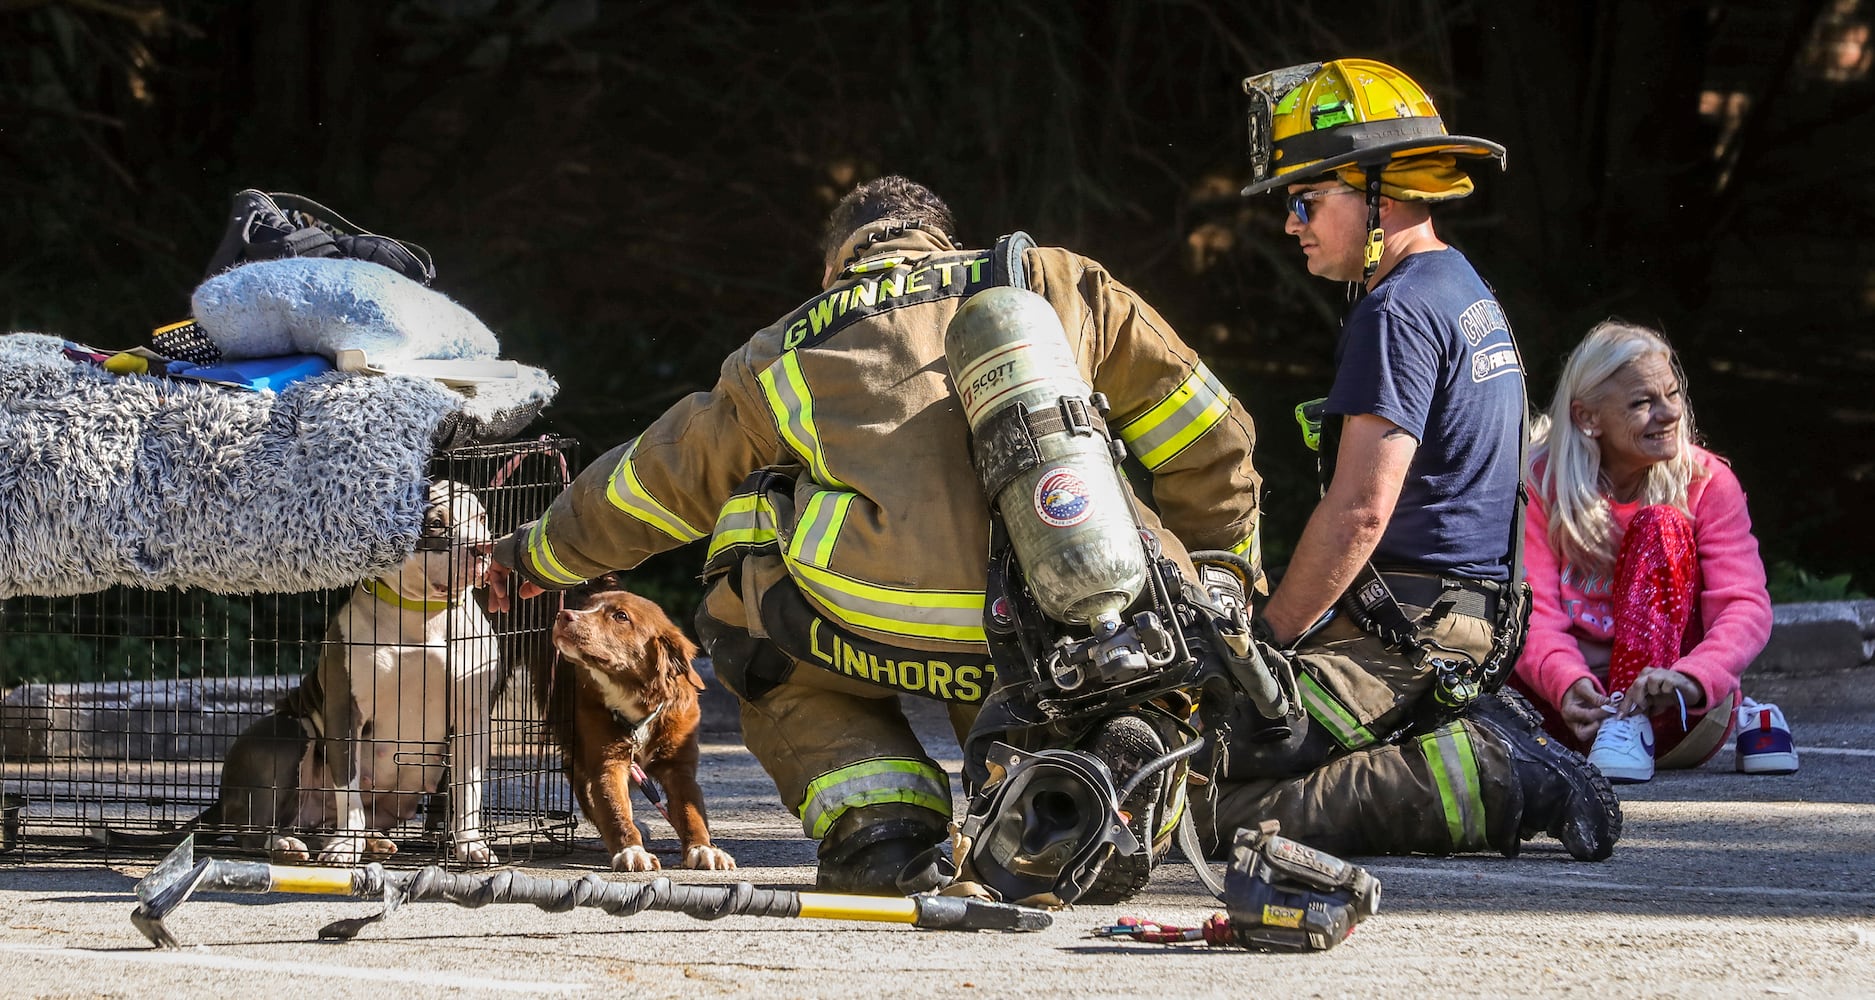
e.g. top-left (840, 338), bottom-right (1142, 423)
top-left (1206, 588), bottom-right (1520, 856)
top-left (1205, 716), bottom-right (1519, 856)
top-left (697, 565), bottom-right (977, 853)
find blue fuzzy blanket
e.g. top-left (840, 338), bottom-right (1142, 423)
top-left (0, 334), bottom-right (462, 597)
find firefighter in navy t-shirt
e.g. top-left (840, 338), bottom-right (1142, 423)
top-left (1201, 59), bottom-right (1623, 862)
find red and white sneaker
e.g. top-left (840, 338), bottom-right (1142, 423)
top-left (1734, 699), bottom-right (1799, 775)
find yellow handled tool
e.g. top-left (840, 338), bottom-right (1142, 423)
top-left (130, 836), bottom-right (1049, 948)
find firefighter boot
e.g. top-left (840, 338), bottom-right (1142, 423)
top-left (1077, 713), bottom-right (1176, 904)
top-left (815, 804), bottom-right (948, 896)
top-left (1468, 690), bottom-right (1623, 861)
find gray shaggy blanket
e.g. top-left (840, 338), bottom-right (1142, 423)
top-left (0, 333), bottom-right (463, 597)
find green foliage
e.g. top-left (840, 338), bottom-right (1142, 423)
top-left (1765, 562), bottom-right (1868, 604)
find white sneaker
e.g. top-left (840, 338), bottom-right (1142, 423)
top-left (1588, 707), bottom-right (1655, 783)
top-left (1735, 698), bottom-right (1800, 775)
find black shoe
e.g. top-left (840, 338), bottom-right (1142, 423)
top-left (816, 835), bottom-right (941, 896)
top-left (203, 189), bottom-right (335, 278)
top-left (1470, 690), bottom-right (1622, 861)
top-left (202, 189), bottom-right (433, 284)
top-left (1075, 713), bottom-right (1173, 904)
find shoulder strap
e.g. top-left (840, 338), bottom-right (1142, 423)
top-left (990, 231), bottom-right (1036, 289)
top-left (1509, 397), bottom-right (1529, 585)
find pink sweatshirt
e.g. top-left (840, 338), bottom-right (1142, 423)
top-left (1514, 445), bottom-right (1772, 714)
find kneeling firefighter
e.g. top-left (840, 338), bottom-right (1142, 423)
top-left (486, 177), bottom-right (1266, 896)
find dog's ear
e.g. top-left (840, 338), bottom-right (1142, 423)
top-left (652, 626), bottom-right (706, 693)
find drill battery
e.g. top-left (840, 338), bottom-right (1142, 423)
top-left (1222, 820), bottom-right (1381, 952)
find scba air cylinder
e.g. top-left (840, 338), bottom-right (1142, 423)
top-left (946, 287), bottom-right (1146, 627)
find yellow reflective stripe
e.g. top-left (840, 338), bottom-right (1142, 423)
top-left (847, 255), bottom-right (905, 274)
top-left (1298, 672), bottom-right (1375, 749)
top-left (1417, 723), bottom-right (1487, 849)
top-left (1116, 364), bottom-right (1233, 470)
top-left (798, 758), bottom-right (951, 840)
top-left (526, 511), bottom-right (584, 586)
top-left (788, 560), bottom-right (986, 644)
top-left (1229, 519), bottom-right (1264, 591)
top-left (1154, 771), bottom-right (1189, 840)
top-left (603, 438), bottom-right (704, 542)
top-left (706, 493), bottom-right (780, 559)
top-left (789, 490), bottom-right (856, 568)
top-left (707, 482), bottom-right (983, 644)
top-left (758, 354), bottom-right (849, 489)
top-left (1228, 511), bottom-right (1260, 561)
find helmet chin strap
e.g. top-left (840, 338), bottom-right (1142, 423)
top-left (1359, 171), bottom-right (1385, 292)
top-left (1343, 171), bottom-right (1386, 303)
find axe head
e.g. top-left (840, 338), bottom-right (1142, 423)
top-left (131, 836), bottom-right (212, 948)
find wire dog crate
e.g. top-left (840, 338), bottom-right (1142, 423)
top-left (0, 437), bottom-right (580, 865)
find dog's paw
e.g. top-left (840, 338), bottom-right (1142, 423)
top-left (318, 836), bottom-right (369, 864)
top-left (267, 835), bottom-right (310, 864)
top-left (681, 844), bottom-right (737, 871)
top-left (454, 837), bottom-right (498, 866)
top-left (364, 835), bottom-right (399, 860)
top-left (611, 846), bottom-right (662, 872)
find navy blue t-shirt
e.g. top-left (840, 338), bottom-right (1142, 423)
top-left (1323, 248), bottom-right (1523, 581)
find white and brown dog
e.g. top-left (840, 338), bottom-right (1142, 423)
top-left (123, 479), bottom-right (507, 864)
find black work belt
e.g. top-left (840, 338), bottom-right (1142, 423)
top-left (1373, 571), bottom-right (1500, 624)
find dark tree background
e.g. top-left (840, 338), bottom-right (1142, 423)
top-left (5, 0), bottom-right (1871, 616)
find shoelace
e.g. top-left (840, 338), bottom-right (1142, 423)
top-left (1595, 713), bottom-right (1646, 755)
top-left (1604, 689), bottom-right (1690, 732)
top-left (1738, 698), bottom-right (1781, 731)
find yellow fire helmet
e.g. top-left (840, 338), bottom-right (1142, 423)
top-left (1240, 59), bottom-right (1506, 198)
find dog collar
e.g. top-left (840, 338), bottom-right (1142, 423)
top-left (612, 702), bottom-right (664, 748)
top-left (364, 578), bottom-right (462, 612)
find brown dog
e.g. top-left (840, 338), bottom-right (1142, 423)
top-left (534, 578), bottom-right (734, 871)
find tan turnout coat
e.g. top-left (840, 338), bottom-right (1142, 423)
top-left (497, 223), bottom-right (1262, 657)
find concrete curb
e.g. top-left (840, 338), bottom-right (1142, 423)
top-left (1, 658), bottom-right (744, 762)
top-left (1749, 599), bottom-right (1875, 676)
top-left (0, 676), bottom-right (296, 760)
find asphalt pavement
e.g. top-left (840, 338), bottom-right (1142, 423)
top-left (2, 668), bottom-right (1871, 999)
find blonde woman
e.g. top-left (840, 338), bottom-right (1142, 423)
top-left (1512, 321), bottom-right (1791, 783)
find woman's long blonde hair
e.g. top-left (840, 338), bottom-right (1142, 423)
top-left (1530, 320), bottom-right (1706, 579)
